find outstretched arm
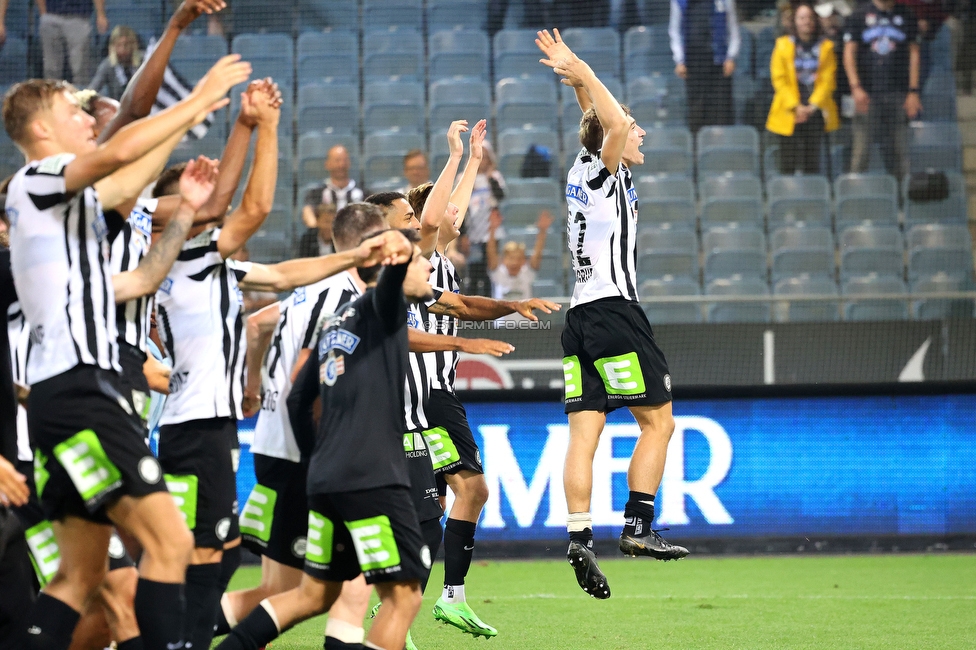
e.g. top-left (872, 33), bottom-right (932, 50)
top-left (429, 291), bottom-right (560, 321)
top-left (420, 120), bottom-right (468, 258)
top-left (99, 0), bottom-right (227, 142)
top-left (95, 123), bottom-right (189, 211)
top-left (243, 301), bottom-right (281, 417)
top-left (449, 119), bottom-right (487, 234)
top-left (408, 328), bottom-right (514, 357)
top-left (536, 30), bottom-right (592, 113)
top-left (529, 210), bottom-right (553, 272)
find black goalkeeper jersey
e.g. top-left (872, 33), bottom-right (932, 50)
top-left (289, 261), bottom-right (411, 495)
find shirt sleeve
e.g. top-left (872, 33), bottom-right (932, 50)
top-left (373, 261), bottom-right (409, 333)
top-left (669, 0), bottom-right (685, 64)
top-left (286, 339), bottom-right (319, 459)
top-left (843, 9), bottom-right (863, 44)
top-left (20, 154), bottom-right (75, 211)
top-left (903, 9), bottom-right (921, 44)
top-left (725, 0), bottom-right (741, 61)
top-left (582, 157), bottom-right (618, 196)
top-left (227, 259), bottom-right (253, 282)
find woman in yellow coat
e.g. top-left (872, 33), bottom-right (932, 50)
top-left (765, 2), bottom-right (840, 175)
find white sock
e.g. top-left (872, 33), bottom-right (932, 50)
top-left (259, 599), bottom-right (281, 633)
top-left (441, 584), bottom-right (465, 604)
top-left (567, 512), bottom-right (592, 534)
top-left (220, 593), bottom-right (238, 628)
top-left (325, 618), bottom-right (365, 644)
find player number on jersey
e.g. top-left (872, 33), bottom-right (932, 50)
top-left (571, 211), bottom-right (592, 271)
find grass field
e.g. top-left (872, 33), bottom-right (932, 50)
top-left (220, 553), bottom-right (976, 649)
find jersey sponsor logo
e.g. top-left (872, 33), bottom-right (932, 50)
top-left (322, 328), bottom-right (361, 355)
top-left (566, 184), bottom-right (589, 205)
top-left (92, 210), bottom-right (108, 242)
top-left (129, 209), bottom-right (153, 238)
top-left (159, 277), bottom-right (173, 295)
top-left (627, 187), bottom-right (638, 206)
top-left (407, 309), bottom-right (422, 329)
top-left (293, 286), bottom-right (307, 305)
top-left (5, 207), bottom-right (18, 227)
top-left (321, 353), bottom-right (344, 386)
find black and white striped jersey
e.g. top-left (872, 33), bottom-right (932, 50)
top-left (155, 228), bottom-right (253, 425)
top-left (565, 149), bottom-right (639, 308)
top-left (422, 251), bottom-right (462, 392)
top-left (404, 301), bottom-right (431, 432)
top-left (110, 197), bottom-right (157, 351)
top-left (6, 300), bottom-right (31, 462)
top-left (7, 154), bottom-right (121, 384)
top-left (252, 272), bottom-right (361, 463)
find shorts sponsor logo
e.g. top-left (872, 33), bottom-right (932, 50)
top-left (240, 484), bottom-right (277, 543)
top-left (595, 352), bottom-right (647, 396)
top-left (306, 511), bottom-right (334, 566)
top-left (562, 356), bottom-right (583, 399)
top-left (423, 427), bottom-right (461, 471)
top-left (54, 429), bottom-right (123, 506)
top-left (292, 536), bottom-right (307, 558)
top-left (165, 474), bottom-right (199, 530)
top-left (216, 517), bottom-right (232, 541)
top-left (664, 374), bottom-right (672, 392)
top-left (24, 521), bottom-right (60, 587)
top-left (108, 534), bottom-right (126, 559)
top-left (138, 456), bottom-right (162, 484)
top-left (33, 449), bottom-right (50, 498)
top-left (420, 544), bottom-right (432, 569)
top-left (348, 515), bottom-right (401, 573)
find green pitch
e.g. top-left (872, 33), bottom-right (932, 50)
top-left (219, 554), bottom-right (975, 649)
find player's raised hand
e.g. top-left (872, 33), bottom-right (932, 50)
top-left (461, 338), bottom-right (515, 357)
top-left (248, 79), bottom-right (282, 127)
top-left (469, 119), bottom-right (488, 161)
top-left (536, 209), bottom-right (554, 231)
top-left (447, 120), bottom-right (469, 158)
top-left (179, 156), bottom-right (219, 211)
top-left (514, 298), bottom-right (561, 321)
top-left (357, 230), bottom-right (413, 267)
top-left (171, 0), bottom-right (226, 30)
top-left (536, 28), bottom-right (575, 63)
top-left (194, 54), bottom-right (252, 112)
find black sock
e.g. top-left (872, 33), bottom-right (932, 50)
top-left (25, 592), bottom-right (79, 650)
top-left (183, 562), bottom-right (223, 649)
top-left (569, 527), bottom-right (594, 548)
top-left (213, 601), bottom-right (232, 637)
top-left (623, 491), bottom-right (656, 537)
top-left (135, 578), bottom-right (185, 650)
top-left (117, 637), bottom-right (144, 650)
top-left (219, 545), bottom-right (242, 591)
top-left (443, 519), bottom-right (477, 587)
top-left (323, 638), bottom-right (364, 650)
top-left (219, 604), bottom-right (281, 650)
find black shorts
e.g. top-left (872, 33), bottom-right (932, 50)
top-left (118, 341), bottom-right (151, 424)
top-left (424, 390), bottom-right (483, 476)
top-left (157, 417), bottom-right (240, 549)
top-left (403, 430), bottom-right (445, 524)
top-left (27, 365), bottom-right (166, 525)
top-left (240, 454), bottom-right (309, 569)
top-left (303, 486), bottom-right (430, 585)
top-left (561, 297), bottom-right (672, 414)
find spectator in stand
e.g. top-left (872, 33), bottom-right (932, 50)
top-left (401, 149), bottom-right (430, 193)
top-left (300, 144), bottom-right (362, 229)
top-left (460, 141), bottom-right (505, 297)
top-left (88, 25), bottom-right (142, 101)
top-left (297, 202), bottom-right (337, 258)
top-left (37, 0), bottom-right (109, 83)
top-left (767, 2), bottom-right (840, 175)
top-left (487, 209), bottom-right (553, 302)
top-left (898, 0), bottom-right (948, 84)
top-left (670, 0), bottom-right (741, 134)
top-left (844, 0), bottom-right (922, 177)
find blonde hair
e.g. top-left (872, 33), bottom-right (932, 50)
top-left (502, 241), bottom-right (526, 255)
top-left (108, 26), bottom-right (143, 67)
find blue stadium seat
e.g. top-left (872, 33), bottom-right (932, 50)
top-left (702, 225), bottom-right (767, 282)
top-left (494, 29), bottom-right (550, 80)
top-left (706, 276), bottom-right (771, 323)
top-left (699, 173), bottom-right (763, 226)
top-left (834, 173), bottom-right (898, 229)
top-left (903, 171), bottom-right (967, 227)
top-left (429, 78), bottom-right (491, 126)
top-left (532, 278), bottom-right (563, 298)
top-left (767, 175), bottom-right (831, 227)
top-left (843, 275), bottom-right (909, 321)
top-left (623, 26), bottom-right (673, 80)
top-left (496, 76), bottom-right (559, 131)
top-left (297, 82), bottom-right (359, 135)
top-left (107, 5), bottom-right (162, 40)
top-left (429, 29), bottom-right (490, 81)
top-left (911, 273), bottom-right (975, 320)
top-left (298, 0), bottom-right (359, 32)
top-left (561, 28), bottom-right (622, 81)
top-left (297, 31), bottom-right (358, 84)
top-left (640, 276), bottom-right (703, 324)
top-left (697, 126), bottom-right (760, 176)
top-left (562, 131), bottom-right (584, 172)
top-left (638, 126), bottom-right (693, 176)
top-left (637, 226), bottom-right (699, 280)
top-left (362, 27), bottom-right (424, 81)
top-left (497, 126), bottom-right (560, 180)
top-left (227, 0), bottom-right (293, 34)
top-left (505, 225), bottom-right (562, 256)
top-left (231, 34), bottom-right (294, 86)
top-left (505, 178), bottom-right (561, 202)
top-left (0, 38), bottom-right (27, 86)
top-left (364, 80), bottom-right (425, 134)
top-left (297, 131), bottom-right (360, 188)
top-left (363, 0), bottom-right (423, 31)
top-left (636, 175), bottom-right (696, 228)
top-left (839, 224), bottom-right (904, 280)
top-left (906, 224), bottom-right (974, 281)
top-left (364, 130), bottom-right (424, 186)
top-left (771, 225), bottom-right (835, 281)
top-left (909, 122), bottom-right (963, 172)
top-left (248, 229), bottom-right (293, 264)
top-left (499, 200), bottom-right (561, 229)
top-left (170, 35), bottom-right (227, 83)
top-left (773, 276), bottom-right (840, 323)
top-left (562, 79), bottom-right (623, 120)
top-left (921, 69), bottom-right (957, 120)
top-left (428, 0), bottom-right (488, 31)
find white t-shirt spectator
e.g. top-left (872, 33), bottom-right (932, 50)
top-left (491, 264), bottom-right (535, 301)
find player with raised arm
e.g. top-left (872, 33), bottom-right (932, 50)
top-left (3, 52), bottom-right (250, 650)
top-left (537, 29), bottom-right (688, 600)
top-left (216, 229), bottom-right (429, 650)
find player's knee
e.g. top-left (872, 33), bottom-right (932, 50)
top-left (468, 476), bottom-right (489, 508)
top-left (145, 525), bottom-right (194, 568)
top-left (53, 561), bottom-right (107, 601)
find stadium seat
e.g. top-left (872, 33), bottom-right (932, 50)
top-left (699, 173), bottom-right (763, 226)
top-left (696, 126), bottom-right (760, 176)
top-left (908, 122), bottom-right (963, 172)
top-left (636, 225), bottom-right (699, 280)
top-left (429, 29), bottom-right (491, 81)
top-left (427, 0), bottom-right (488, 31)
top-left (637, 126), bottom-right (693, 177)
top-left (771, 225), bottom-right (835, 281)
top-left (494, 29), bottom-right (551, 80)
top-left (834, 173), bottom-right (899, 229)
top-left (496, 76), bottom-right (559, 132)
top-left (732, 74), bottom-right (755, 125)
top-left (903, 170), bottom-right (967, 227)
top-left (921, 69), bottom-right (956, 121)
top-left (702, 225), bottom-right (767, 282)
top-left (364, 130), bottom-right (424, 186)
top-left (364, 80), bottom-right (425, 134)
top-left (0, 37), bottom-right (27, 86)
top-left (562, 131), bottom-right (584, 172)
top-left (499, 200), bottom-right (562, 229)
top-left (248, 229), bottom-right (293, 264)
top-left (231, 34), bottom-right (294, 86)
top-left (640, 275), bottom-right (703, 324)
top-left (429, 78), bottom-right (491, 127)
top-left (560, 28), bottom-right (622, 81)
top-left (497, 127), bottom-right (560, 180)
top-left (562, 79), bottom-right (623, 122)
top-left (839, 225), bottom-right (904, 280)
top-left (363, 0), bottom-right (423, 31)
top-left (363, 27), bottom-right (424, 81)
top-left (297, 82), bottom-right (359, 135)
top-left (636, 175), bottom-right (696, 228)
top-left (297, 31), bottom-right (359, 84)
top-left (297, 131), bottom-right (360, 188)
top-left (505, 226), bottom-right (562, 256)
top-left (773, 276), bottom-right (840, 323)
top-left (767, 175), bottom-right (831, 227)
top-left (532, 278), bottom-right (563, 298)
top-left (706, 276), bottom-right (771, 323)
top-left (623, 26), bottom-right (673, 80)
top-left (911, 273), bottom-right (975, 320)
top-left (226, 0), bottom-right (292, 34)
top-left (505, 178), bottom-right (561, 202)
top-left (842, 275), bottom-right (909, 321)
top-left (107, 5), bottom-right (162, 39)
top-left (170, 35), bottom-right (227, 83)
top-left (906, 224), bottom-right (974, 281)
top-left (298, 0), bottom-right (359, 32)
